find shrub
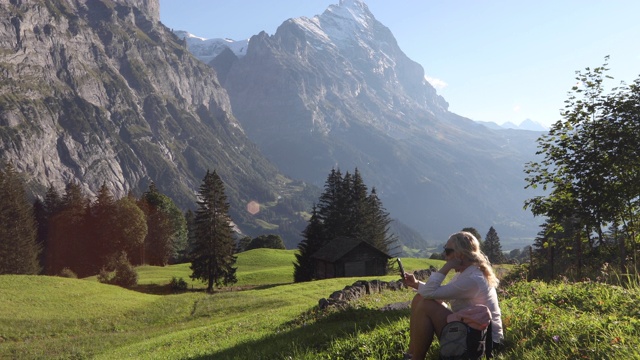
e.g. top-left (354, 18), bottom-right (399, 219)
top-left (170, 276), bottom-right (188, 292)
top-left (97, 252), bottom-right (138, 288)
top-left (58, 267), bottom-right (78, 278)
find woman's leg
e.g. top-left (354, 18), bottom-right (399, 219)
top-left (408, 294), bottom-right (452, 360)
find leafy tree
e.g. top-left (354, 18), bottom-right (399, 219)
top-left (98, 251), bottom-right (138, 288)
top-left (236, 235), bottom-right (252, 253)
top-left (112, 196), bottom-right (148, 262)
top-left (190, 170), bottom-right (237, 292)
top-left (184, 209), bottom-right (197, 260)
top-left (246, 234), bottom-right (286, 250)
top-left (462, 227), bottom-right (483, 245)
top-left (0, 163), bottom-right (40, 274)
top-left (139, 182), bottom-right (187, 266)
top-left (482, 226), bottom-right (506, 264)
top-left (524, 58), bottom-right (640, 277)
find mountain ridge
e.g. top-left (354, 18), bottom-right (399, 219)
top-left (204, 0), bottom-right (543, 244)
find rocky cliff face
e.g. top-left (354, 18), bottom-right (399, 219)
top-left (211, 0), bottom-right (543, 243)
top-left (0, 0), bottom-right (307, 242)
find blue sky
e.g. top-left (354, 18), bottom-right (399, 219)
top-left (159, 1), bottom-right (640, 128)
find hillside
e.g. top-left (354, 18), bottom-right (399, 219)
top-left (1, 249), bottom-right (639, 359)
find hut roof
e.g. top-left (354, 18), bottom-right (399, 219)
top-left (311, 237), bottom-right (391, 263)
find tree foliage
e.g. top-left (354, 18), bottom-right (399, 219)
top-left (0, 163), bottom-right (40, 275)
top-left (190, 170), bottom-right (237, 292)
top-left (462, 227), bottom-right (483, 244)
top-left (46, 182), bottom-right (89, 275)
top-left (294, 168), bottom-right (398, 282)
top-left (138, 182), bottom-right (187, 266)
top-left (97, 251), bottom-right (138, 288)
top-left (524, 58), bottom-right (640, 279)
top-left (245, 234), bottom-right (286, 250)
top-left (482, 226), bottom-right (506, 264)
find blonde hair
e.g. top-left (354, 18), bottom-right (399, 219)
top-left (448, 231), bottom-right (499, 288)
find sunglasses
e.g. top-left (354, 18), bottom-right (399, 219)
top-left (444, 248), bottom-right (455, 256)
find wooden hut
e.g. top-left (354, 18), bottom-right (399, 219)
top-left (311, 237), bottom-right (391, 279)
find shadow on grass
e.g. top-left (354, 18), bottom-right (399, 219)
top-left (130, 282), bottom-right (293, 295)
top-left (190, 305), bottom-right (411, 359)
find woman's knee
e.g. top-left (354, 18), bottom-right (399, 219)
top-left (412, 296), bottom-right (443, 315)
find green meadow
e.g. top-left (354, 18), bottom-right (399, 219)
top-left (1, 249), bottom-right (639, 359)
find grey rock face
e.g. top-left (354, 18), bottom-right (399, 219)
top-left (0, 0), bottom-right (280, 215)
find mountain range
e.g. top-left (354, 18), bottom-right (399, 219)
top-left (0, 0), bottom-right (544, 250)
top-left (478, 118), bottom-right (548, 132)
top-left (185, 0), bottom-right (545, 246)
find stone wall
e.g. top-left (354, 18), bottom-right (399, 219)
top-left (318, 267), bottom-right (436, 309)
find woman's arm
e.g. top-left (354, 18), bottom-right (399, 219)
top-left (418, 260), bottom-right (480, 300)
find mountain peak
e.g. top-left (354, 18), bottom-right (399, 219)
top-left (324, 0), bottom-right (374, 30)
top-left (338, 0), bottom-right (370, 13)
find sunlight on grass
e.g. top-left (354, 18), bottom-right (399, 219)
top-left (2, 249), bottom-right (639, 359)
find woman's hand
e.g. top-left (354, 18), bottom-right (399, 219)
top-left (439, 258), bottom-right (463, 275)
top-left (403, 273), bottom-right (420, 289)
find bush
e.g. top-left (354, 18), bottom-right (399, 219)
top-left (170, 276), bottom-right (188, 292)
top-left (58, 267), bottom-right (78, 278)
top-left (501, 263), bottom-right (530, 285)
top-left (98, 252), bottom-right (138, 288)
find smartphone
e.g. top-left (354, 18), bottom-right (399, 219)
top-left (397, 258), bottom-right (405, 278)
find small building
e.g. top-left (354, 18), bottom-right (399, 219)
top-left (311, 237), bottom-right (391, 279)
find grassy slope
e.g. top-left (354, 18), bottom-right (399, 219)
top-left (1, 251), bottom-right (639, 359)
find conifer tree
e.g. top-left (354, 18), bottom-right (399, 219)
top-left (317, 168), bottom-right (344, 241)
top-left (47, 182), bottom-right (88, 275)
top-left (190, 170), bottom-right (237, 292)
top-left (294, 168), bottom-right (398, 282)
top-left (85, 183), bottom-right (117, 274)
top-left (363, 188), bottom-right (398, 255)
top-left (482, 226), bottom-right (506, 264)
top-left (36, 185), bottom-right (62, 272)
top-left (0, 163), bottom-right (40, 274)
top-left (294, 205), bottom-right (325, 282)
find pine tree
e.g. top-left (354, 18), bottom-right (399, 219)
top-left (190, 170), bottom-right (237, 292)
top-left (294, 205), bottom-right (325, 282)
top-left (85, 183), bottom-right (117, 274)
top-left (0, 163), bottom-right (41, 274)
top-left (317, 168), bottom-right (344, 241)
top-left (482, 226), bottom-right (506, 264)
top-left (47, 182), bottom-right (88, 275)
top-left (294, 168), bottom-right (398, 282)
top-left (363, 187), bottom-right (398, 255)
top-left (36, 185), bottom-right (62, 273)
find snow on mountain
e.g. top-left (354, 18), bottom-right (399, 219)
top-left (501, 118), bottom-right (547, 131)
top-left (477, 119), bottom-right (548, 131)
top-left (173, 30), bottom-right (249, 63)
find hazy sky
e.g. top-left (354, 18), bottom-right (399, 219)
top-left (159, 0), bottom-right (640, 128)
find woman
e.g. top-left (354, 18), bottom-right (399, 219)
top-left (402, 231), bottom-right (504, 360)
